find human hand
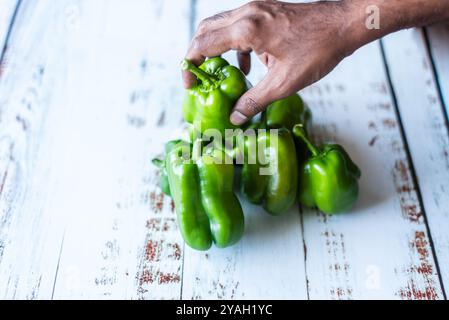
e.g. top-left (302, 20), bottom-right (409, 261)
top-left (183, 0), bottom-right (449, 125)
top-left (182, 0), bottom-right (357, 125)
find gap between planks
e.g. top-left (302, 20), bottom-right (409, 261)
top-left (380, 36), bottom-right (446, 299)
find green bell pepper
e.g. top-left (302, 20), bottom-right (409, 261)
top-left (181, 57), bottom-right (249, 136)
top-left (266, 93), bottom-right (312, 132)
top-left (293, 125), bottom-right (361, 214)
top-left (164, 141), bottom-right (244, 250)
top-left (265, 93), bottom-right (312, 158)
top-left (241, 127), bottom-right (298, 215)
top-left (152, 140), bottom-right (183, 196)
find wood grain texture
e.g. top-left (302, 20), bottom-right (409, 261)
top-left (0, 0), bottom-right (18, 48)
top-left (0, 0), bottom-right (448, 300)
top-left (0, 0), bottom-right (19, 81)
top-left (383, 28), bottom-right (449, 296)
top-left (300, 39), bottom-right (443, 299)
top-left (181, 0), bottom-right (308, 300)
top-left (0, 0), bottom-right (75, 299)
top-left (0, 0), bottom-right (190, 299)
top-left (49, 0), bottom-right (191, 300)
top-left (427, 23), bottom-right (449, 115)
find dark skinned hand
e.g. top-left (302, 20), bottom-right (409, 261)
top-left (182, 0), bottom-right (449, 125)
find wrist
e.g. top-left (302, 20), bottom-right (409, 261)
top-left (338, 0), bottom-right (390, 55)
top-left (341, 0), bottom-right (449, 54)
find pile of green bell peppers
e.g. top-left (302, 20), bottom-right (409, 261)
top-left (152, 57), bottom-right (361, 251)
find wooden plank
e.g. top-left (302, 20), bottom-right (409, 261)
top-left (427, 23), bottom-right (449, 114)
top-left (2, 0), bottom-right (446, 300)
top-left (181, 0), bottom-right (308, 300)
top-left (382, 28), bottom-right (449, 296)
top-left (0, 0), bottom-right (19, 76)
top-left (186, 0), bottom-right (444, 300)
top-left (50, 0), bottom-right (191, 300)
top-left (0, 0), bottom-right (191, 299)
top-left (300, 38), bottom-right (443, 299)
top-left (0, 0), bottom-right (74, 299)
top-left (0, 0), bottom-right (18, 47)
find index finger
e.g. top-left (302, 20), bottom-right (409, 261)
top-left (183, 26), bottom-right (237, 88)
top-left (183, 7), bottom-right (246, 88)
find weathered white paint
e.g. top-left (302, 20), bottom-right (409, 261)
top-left (184, 0), bottom-right (445, 300)
top-left (300, 38), bottom-right (443, 299)
top-left (48, 0), bottom-right (191, 300)
top-left (0, 0), bottom-right (190, 299)
top-left (0, 0), bottom-right (18, 54)
top-left (383, 28), bottom-right (449, 296)
top-left (0, 0), bottom-right (448, 300)
top-left (0, 0), bottom-right (77, 299)
top-left (181, 0), bottom-right (308, 300)
top-left (427, 23), bottom-right (449, 114)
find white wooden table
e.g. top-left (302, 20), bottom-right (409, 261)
top-left (1, 0), bottom-right (449, 300)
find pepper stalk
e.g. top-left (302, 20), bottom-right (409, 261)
top-left (181, 59), bottom-right (218, 87)
top-left (293, 124), bottom-right (319, 157)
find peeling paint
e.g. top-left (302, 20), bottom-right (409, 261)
top-left (368, 135), bottom-right (378, 146)
top-left (149, 191), bottom-right (164, 213)
top-left (392, 159), bottom-right (423, 223)
top-left (322, 229), bottom-right (353, 300)
top-left (397, 231), bottom-right (440, 300)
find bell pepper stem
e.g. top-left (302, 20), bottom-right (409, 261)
top-left (181, 59), bottom-right (218, 86)
top-left (293, 124), bottom-right (319, 157)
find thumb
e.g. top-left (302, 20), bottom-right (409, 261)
top-left (230, 69), bottom-right (290, 126)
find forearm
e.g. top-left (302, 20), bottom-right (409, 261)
top-left (183, 0), bottom-right (449, 123)
top-left (342, 0), bottom-right (449, 54)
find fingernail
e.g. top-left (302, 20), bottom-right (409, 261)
top-left (230, 111), bottom-right (248, 125)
